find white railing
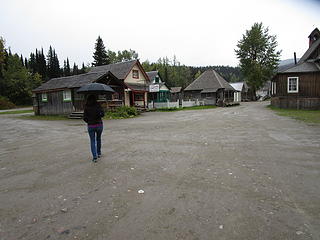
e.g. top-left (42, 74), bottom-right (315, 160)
top-left (148, 100), bottom-right (179, 109)
top-left (148, 99), bottom-right (204, 109)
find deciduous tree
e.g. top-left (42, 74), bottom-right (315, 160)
top-left (235, 22), bottom-right (281, 98)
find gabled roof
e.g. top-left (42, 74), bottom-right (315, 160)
top-left (33, 72), bottom-right (106, 92)
top-left (230, 82), bottom-right (244, 92)
top-left (146, 71), bottom-right (159, 81)
top-left (298, 37), bottom-right (320, 63)
top-left (89, 60), bottom-right (137, 79)
top-left (184, 69), bottom-right (234, 92)
top-left (170, 87), bottom-right (182, 93)
top-left (33, 60), bottom-right (149, 92)
top-left (283, 61), bottom-right (320, 73)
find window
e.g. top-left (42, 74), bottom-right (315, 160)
top-left (132, 70), bottom-right (139, 79)
top-left (155, 76), bottom-right (160, 83)
top-left (288, 77), bottom-right (299, 93)
top-left (134, 93), bottom-right (144, 101)
top-left (63, 90), bottom-right (72, 102)
top-left (41, 93), bottom-right (48, 102)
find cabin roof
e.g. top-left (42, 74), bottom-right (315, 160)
top-left (33, 60), bottom-right (144, 92)
top-left (89, 60), bottom-right (137, 79)
top-left (33, 72), bottom-right (105, 92)
top-left (184, 69), bottom-right (234, 91)
top-left (230, 82), bottom-right (244, 92)
top-left (282, 61), bottom-right (320, 73)
top-left (298, 37), bottom-right (320, 63)
top-left (146, 71), bottom-right (158, 81)
top-left (170, 87), bottom-right (182, 93)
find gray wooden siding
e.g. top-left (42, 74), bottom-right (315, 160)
top-left (37, 91), bottom-right (74, 115)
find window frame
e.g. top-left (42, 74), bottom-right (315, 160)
top-left (271, 81), bottom-right (277, 95)
top-left (134, 93), bottom-right (144, 101)
top-left (63, 90), bottom-right (72, 102)
top-left (287, 77), bottom-right (299, 93)
top-left (41, 93), bottom-right (48, 102)
top-left (132, 70), bottom-right (139, 79)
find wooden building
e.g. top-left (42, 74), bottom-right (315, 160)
top-left (146, 71), bottom-right (170, 103)
top-left (230, 82), bottom-right (250, 102)
top-left (184, 69), bottom-right (235, 106)
top-left (32, 60), bottom-right (150, 115)
top-left (271, 28), bottom-right (320, 110)
top-left (170, 87), bottom-right (183, 102)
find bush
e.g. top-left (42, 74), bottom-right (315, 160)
top-left (105, 106), bottom-right (138, 119)
top-left (0, 96), bottom-right (16, 110)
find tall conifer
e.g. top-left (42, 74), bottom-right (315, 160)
top-left (92, 36), bottom-right (109, 66)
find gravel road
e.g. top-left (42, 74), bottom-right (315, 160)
top-left (0, 102), bottom-right (319, 240)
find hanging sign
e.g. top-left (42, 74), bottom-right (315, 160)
top-left (149, 84), bottom-right (160, 92)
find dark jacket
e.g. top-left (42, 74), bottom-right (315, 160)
top-left (83, 104), bottom-right (105, 125)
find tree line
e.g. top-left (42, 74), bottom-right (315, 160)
top-left (93, 36), bottom-right (243, 88)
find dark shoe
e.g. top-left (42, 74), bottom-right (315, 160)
top-left (92, 158), bottom-right (97, 163)
top-left (98, 154), bottom-right (101, 158)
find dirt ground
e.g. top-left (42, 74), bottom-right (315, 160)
top-left (0, 102), bottom-right (319, 240)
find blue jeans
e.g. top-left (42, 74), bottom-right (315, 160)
top-left (87, 125), bottom-right (103, 159)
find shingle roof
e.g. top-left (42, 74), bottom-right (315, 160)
top-left (298, 37), bottom-right (320, 63)
top-left (282, 61), bottom-right (320, 73)
top-left (146, 71), bottom-right (158, 81)
top-left (230, 82), bottom-right (244, 92)
top-left (170, 87), bottom-right (182, 93)
top-left (33, 72), bottom-right (105, 92)
top-left (184, 69), bottom-right (234, 91)
top-left (89, 60), bottom-right (137, 79)
top-left (33, 60), bottom-right (139, 92)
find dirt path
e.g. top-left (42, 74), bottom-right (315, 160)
top-left (0, 102), bottom-right (319, 240)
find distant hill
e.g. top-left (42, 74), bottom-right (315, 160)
top-left (277, 58), bottom-right (300, 72)
top-left (279, 58), bottom-right (300, 66)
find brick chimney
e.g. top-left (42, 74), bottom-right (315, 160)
top-left (308, 28), bottom-right (320, 48)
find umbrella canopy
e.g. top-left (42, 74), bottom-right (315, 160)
top-left (76, 83), bottom-right (115, 94)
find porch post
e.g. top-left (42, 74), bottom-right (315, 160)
top-left (132, 91), bottom-right (135, 107)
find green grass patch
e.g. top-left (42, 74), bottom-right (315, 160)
top-left (0, 109), bottom-right (34, 115)
top-left (267, 105), bottom-right (320, 124)
top-left (154, 105), bottom-right (217, 112)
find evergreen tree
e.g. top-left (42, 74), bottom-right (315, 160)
top-left (47, 46), bottom-right (61, 79)
top-left (20, 54), bottom-right (24, 67)
top-left (38, 48), bottom-right (47, 80)
top-left (80, 62), bottom-right (86, 74)
top-left (63, 58), bottom-right (71, 76)
top-left (235, 22), bottom-right (281, 98)
top-left (72, 63), bottom-right (79, 75)
top-left (29, 53), bottom-right (36, 74)
top-left (24, 58), bottom-right (28, 69)
top-left (92, 36), bottom-right (109, 66)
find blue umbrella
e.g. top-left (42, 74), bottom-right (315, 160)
top-left (77, 83), bottom-right (115, 94)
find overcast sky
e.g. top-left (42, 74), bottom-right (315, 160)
top-left (1, 0), bottom-right (319, 67)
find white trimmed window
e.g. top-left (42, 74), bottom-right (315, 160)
top-left (288, 77), bottom-right (299, 93)
top-left (132, 70), bottom-right (139, 79)
top-left (41, 93), bottom-right (48, 102)
top-left (63, 90), bottom-right (72, 102)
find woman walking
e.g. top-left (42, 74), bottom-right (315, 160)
top-left (83, 95), bottom-right (105, 162)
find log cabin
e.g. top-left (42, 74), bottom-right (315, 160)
top-left (183, 69), bottom-right (235, 106)
top-left (32, 60), bottom-right (150, 115)
top-left (271, 28), bottom-right (320, 109)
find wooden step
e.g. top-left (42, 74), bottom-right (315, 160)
top-left (69, 112), bottom-right (84, 119)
